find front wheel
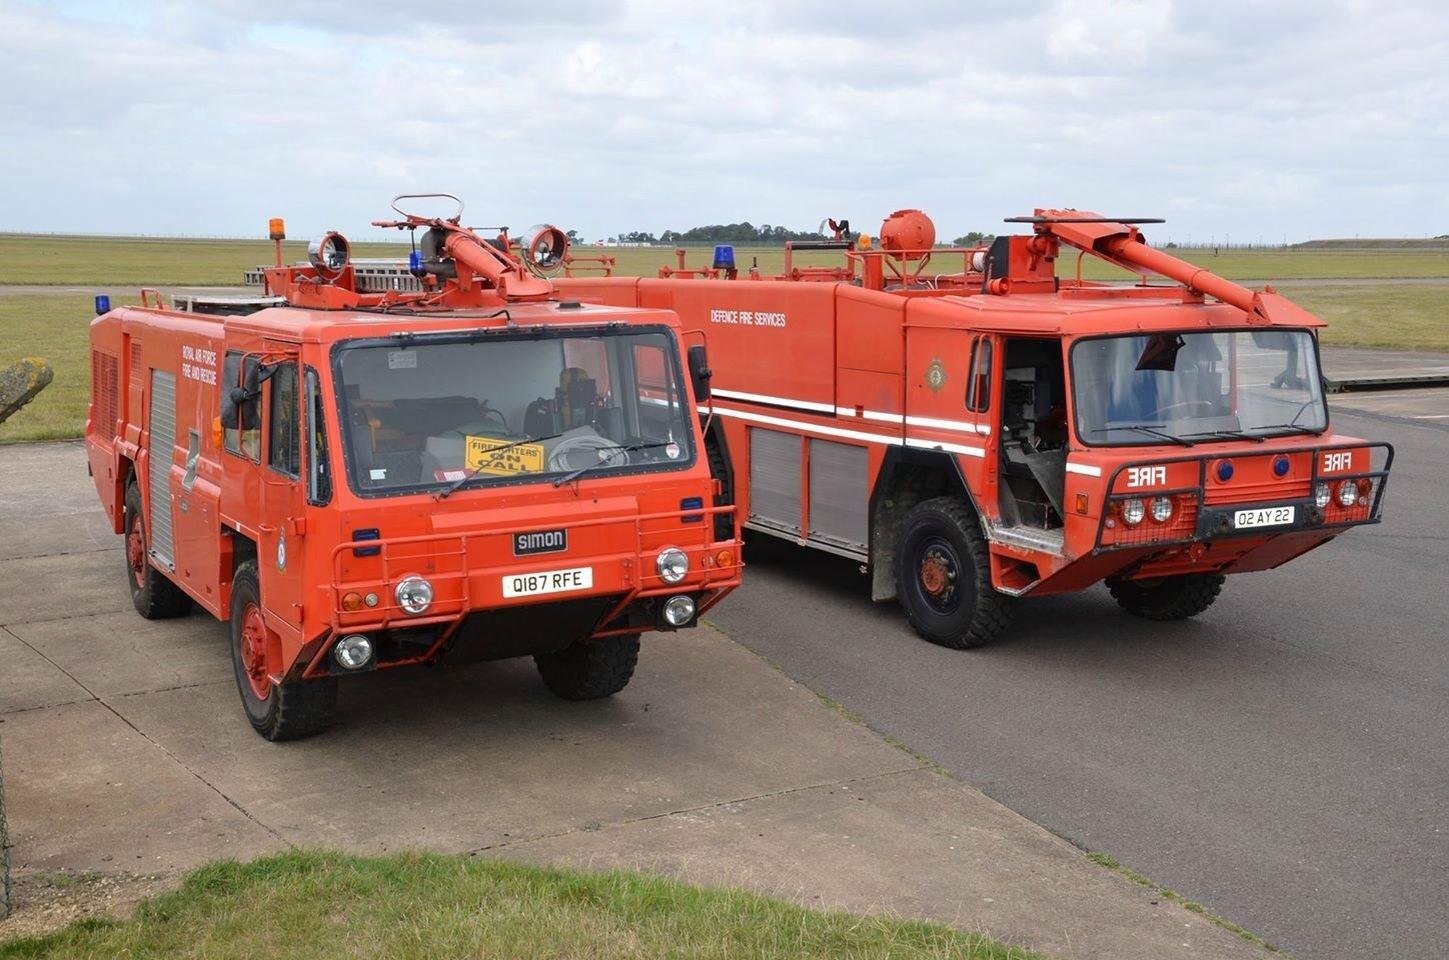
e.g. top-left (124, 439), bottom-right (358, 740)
top-left (894, 497), bottom-right (1013, 649)
top-left (1107, 572), bottom-right (1225, 621)
top-left (534, 634), bottom-right (640, 700)
top-left (229, 560), bottom-right (337, 741)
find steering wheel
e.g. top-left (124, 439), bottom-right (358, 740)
top-left (1147, 400), bottom-right (1216, 420)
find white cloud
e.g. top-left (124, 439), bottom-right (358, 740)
top-left (0, 0), bottom-right (1445, 242)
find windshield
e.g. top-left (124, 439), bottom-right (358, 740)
top-left (1069, 329), bottom-right (1327, 445)
top-left (334, 326), bottom-right (694, 494)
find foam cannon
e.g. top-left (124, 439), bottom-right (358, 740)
top-left (1010, 210), bottom-right (1319, 326)
top-left (520, 224), bottom-right (569, 276)
top-left (372, 193), bottom-right (553, 302)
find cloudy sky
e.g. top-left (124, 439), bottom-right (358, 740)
top-left (2, 0), bottom-right (1445, 243)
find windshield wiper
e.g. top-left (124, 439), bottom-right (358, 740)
top-left (1179, 428), bottom-right (1266, 443)
top-left (552, 440), bottom-right (676, 488)
top-left (1251, 423), bottom-right (1322, 437)
top-left (435, 432), bottom-right (565, 499)
top-left (1087, 424), bottom-right (1194, 447)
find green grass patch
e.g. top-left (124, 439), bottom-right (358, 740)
top-left (0, 295), bottom-right (96, 442)
top-left (1278, 282), bottom-right (1449, 351)
top-left (1056, 247), bottom-right (1449, 282)
top-left (0, 850), bottom-right (1047, 959)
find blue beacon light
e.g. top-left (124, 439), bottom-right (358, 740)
top-left (94, 294), bottom-right (111, 316)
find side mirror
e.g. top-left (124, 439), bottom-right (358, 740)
top-left (687, 345), bottom-right (712, 402)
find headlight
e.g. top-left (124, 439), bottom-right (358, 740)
top-left (662, 595), bottom-right (696, 627)
top-left (656, 547), bottom-right (689, 583)
top-left (394, 574), bottom-right (433, 615)
top-left (334, 634), bottom-right (374, 670)
top-left (1314, 482), bottom-right (1332, 509)
top-left (1121, 498), bottom-right (1145, 526)
top-left (1336, 479), bottom-right (1357, 507)
top-left (1150, 496), bottom-right (1173, 523)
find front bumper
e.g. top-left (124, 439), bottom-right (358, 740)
top-left (297, 503), bottom-right (740, 679)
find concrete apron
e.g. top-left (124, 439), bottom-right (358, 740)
top-left (0, 442), bottom-right (1271, 960)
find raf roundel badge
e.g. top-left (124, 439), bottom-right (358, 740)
top-left (925, 357), bottom-right (946, 392)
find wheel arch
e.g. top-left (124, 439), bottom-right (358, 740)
top-left (868, 447), bottom-right (984, 601)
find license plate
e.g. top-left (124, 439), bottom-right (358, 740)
top-left (1233, 506), bottom-right (1295, 529)
top-left (502, 566), bottom-right (593, 599)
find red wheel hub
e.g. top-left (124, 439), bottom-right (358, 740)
top-left (126, 515), bottom-right (146, 589)
top-left (920, 554), bottom-right (951, 597)
top-left (239, 602), bottom-right (272, 701)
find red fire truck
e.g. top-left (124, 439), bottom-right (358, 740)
top-left (86, 195), bottom-right (739, 740)
top-left (556, 209), bottom-right (1392, 649)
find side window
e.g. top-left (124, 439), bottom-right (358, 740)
top-left (268, 362), bottom-right (300, 477)
top-left (966, 337), bottom-right (993, 413)
top-left (304, 367), bottom-right (332, 504)
top-left (222, 350), bottom-right (262, 461)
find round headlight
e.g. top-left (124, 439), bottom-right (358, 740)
top-left (1121, 498), bottom-right (1146, 526)
top-left (656, 547), bottom-right (689, 583)
top-left (662, 594), bottom-right (696, 627)
top-left (1314, 482), bottom-right (1332, 509)
top-left (1150, 496), bottom-right (1174, 523)
top-left (1337, 479), bottom-right (1357, 507)
top-left (394, 575), bottom-right (433, 615)
top-left (334, 634), bottom-right (373, 670)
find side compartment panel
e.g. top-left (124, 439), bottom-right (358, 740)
top-left (748, 428), bottom-right (801, 533)
top-left (147, 369), bottom-right (177, 567)
top-left (808, 440), bottom-right (867, 550)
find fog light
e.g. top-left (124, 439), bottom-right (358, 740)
top-left (662, 595), bottom-right (696, 627)
top-left (656, 547), bottom-right (689, 583)
top-left (1150, 496), bottom-right (1174, 523)
top-left (1314, 482), bottom-right (1332, 509)
top-left (1121, 498), bottom-right (1145, 526)
top-left (1337, 479), bottom-right (1357, 507)
top-left (334, 634), bottom-right (373, 670)
top-left (394, 575), bottom-right (433, 615)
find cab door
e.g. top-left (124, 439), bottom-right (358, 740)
top-left (258, 358), bottom-right (307, 641)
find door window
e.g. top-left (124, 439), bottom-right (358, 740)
top-left (268, 362), bottom-right (300, 478)
top-left (965, 337), bottom-right (993, 413)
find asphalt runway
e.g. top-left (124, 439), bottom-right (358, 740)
top-left (709, 407), bottom-right (1447, 960)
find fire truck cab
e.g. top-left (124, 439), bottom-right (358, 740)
top-left (86, 195), bottom-right (739, 740)
top-left (556, 209), bottom-right (1392, 649)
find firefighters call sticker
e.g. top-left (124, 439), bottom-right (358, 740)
top-left (465, 436), bottom-right (545, 476)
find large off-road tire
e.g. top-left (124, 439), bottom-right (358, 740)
top-left (534, 634), bottom-right (640, 700)
top-left (229, 560), bottom-right (337, 741)
top-left (705, 438), bottom-right (733, 542)
top-left (1107, 572), bottom-right (1225, 621)
top-left (122, 481), bottom-right (191, 619)
top-left (894, 497), bottom-right (1013, 649)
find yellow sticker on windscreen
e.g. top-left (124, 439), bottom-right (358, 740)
top-left (465, 436), bottom-right (546, 476)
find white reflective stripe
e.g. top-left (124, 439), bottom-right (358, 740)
top-left (704, 404), bottom-right (986, 457)
top-left (712, 387), bottom-right (835, 413)
top-left (904, 414), bottom-right (991, 435)
top-left (905, 437), bottom-right (987, 458)
top-left (835, 406), bottom-right (905, 423)
top-left (1065, 462), bottom-right (1103, 477)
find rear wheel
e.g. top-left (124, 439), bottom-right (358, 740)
top-left (122, 481), bottom-right (190, 619)
top-left (534, 634), bottom-right (640, 700)
top-left (894, 497), bottom-right (1013, 649)
top-left (229, 560), bottom-right (337, 740)
top-left (1107, 572), bottom-right (1225, 621)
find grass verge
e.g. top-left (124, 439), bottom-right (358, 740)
top-left (0, 850), bottom-right (1047, 960)
top-left (0, 295), bottom-right (95, 442)
top-left (1279, 282), bottom-right (1449, 351)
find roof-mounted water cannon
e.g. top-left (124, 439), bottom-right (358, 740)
top-left (520, 224), bottom-right (570, 276)
top-left (879, 209), bottom-right (935, 259)
top-left (308, 232), bottom-right (352, 280)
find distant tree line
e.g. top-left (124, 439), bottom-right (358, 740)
top-left (599, 223), bottom-right (835, 245)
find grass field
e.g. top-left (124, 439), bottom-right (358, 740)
top-left (0, 235), bottom-right (1444, 444)
top-left (4, 232), bottom-right (1449, 286)
top-left (0, 850), bottom-right (1045, 959)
